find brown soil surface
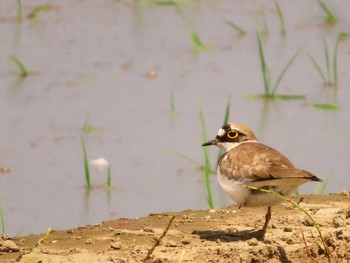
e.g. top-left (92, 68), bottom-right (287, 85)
top-left (1, 194), bottom-right (350, 263)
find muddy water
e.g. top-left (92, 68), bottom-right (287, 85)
top-left (0, 1), bottom-right (349, 236)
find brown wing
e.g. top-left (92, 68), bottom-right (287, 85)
top-left (219, 142), bottom-right (321, 182)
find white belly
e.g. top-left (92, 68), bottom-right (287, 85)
top-left (217, 168), bottom-right (298, 207)
top-left (217, 169), bottom-right (250, 206)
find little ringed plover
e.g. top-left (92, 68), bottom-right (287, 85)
top-left (202, 123), bottom-right (322, 239)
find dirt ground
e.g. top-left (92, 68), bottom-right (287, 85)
top-left (1, 194), bottom-right (350, 263)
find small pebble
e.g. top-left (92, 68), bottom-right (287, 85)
top-left (0, 240), bottom-right (19, 252)
top-left (283, 227), bottom-right (293, 232)
top-left (333, 216), bottom-right (346, 228)
top-left (247, 238), bottom-right (258, 246)
top-left (85, 239), bottom-right (92, 245)
top-left (303, 218), bottom-right (314, 226)
top-left (111, 241), bottom-right (122, 250)
top-left (344, 206), bottom-right (350, 219)
top-left (341, 190), bottom-right (350, 196)
top-left (286, 238), bottom-right (293, 245)
top-left (166, 240), bottom-right (177, 247)
top-left (143, 226), bottom-right (154, 233)
top-left (181, 239), bottom-right (190, 245)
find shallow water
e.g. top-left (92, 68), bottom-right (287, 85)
top-left (0, 1), bottom-right (349, 236)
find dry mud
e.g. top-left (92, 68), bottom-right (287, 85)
top-left (1, 194), bottom-right (350, 263)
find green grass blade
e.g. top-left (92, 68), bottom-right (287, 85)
top-left (17, 0), bottom-right (22, 24)
top-left (273, 94), bottom-right (304, 100)
top-left (246, 94), bottom-right (305, 100)
top-left (333, 36), bottom-right (340, 86)
top-left (334, 33), bottom-right (350, 86)
top-left (198, 98), bottom-right (214, 208)
top-left (224, 20), bottom-right (246, 36)
top-left (170, 91), bottom-right (178, 118)
top-left (272, 51), bottom-right (299, 94)
top-left (0, 202), bottom-right (5, 235)
top-left (262, 14), bottom-right (269, 36)
top-left (251, 13), bottom-right (269, 36)
top-left (81, 137), bottom-right (91, 189)
top-left (323, 38), bottom-right (331, 84)
top-left (204, 166), bottom-right (213, 208)
top-left (28, 5), bottom-right (50, 20)
top-left (266, 64), bottom-right (271, 89)
top-left (313, 103), bottom-right (340, 110)
top-left (256, 32), bottom-right (270, 95)
top-left (318, 0), bottom-right (337, 24)
top-left (151, 1), bottom-right (179, 6)
top-left (305, 52), bottom-right (327, 84)
top-left (198, 100), bottom-right (208, 144)
top-left (106, 165), bottom-right (111, 189)
top-left (274, 0), bottom-right (286, 35)
top-left (137, 0), bottom-right (194, 7)
top-left (314, 177), bottom-right (329, 194)
top-left (191, 31), bottom-right (204, 50)
top-left (10, 56), bottom-right (28, 78)
top-left (338, 32), bottom-right (350, 38)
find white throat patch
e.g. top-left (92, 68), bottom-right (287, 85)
top-left (218, 141), bottom-right (241, 152)
top-left (218, 140), bottom-right (257, 152)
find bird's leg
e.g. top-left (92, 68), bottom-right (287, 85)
top-left (259, 206), bottom-right (271, 240)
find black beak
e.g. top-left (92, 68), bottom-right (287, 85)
top-left (202, 139), bottom-right (218, 147)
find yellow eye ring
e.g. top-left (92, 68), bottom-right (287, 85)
top-left (227, 130), bottom-right (239, 139)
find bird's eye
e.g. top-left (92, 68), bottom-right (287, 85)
top-left (227, 130), bottom-right (239, 139)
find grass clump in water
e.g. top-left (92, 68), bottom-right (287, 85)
top-left (28, 4), bottom-right (52, 21)
top-left (81, 137), bottom-right (91, 190)
top-left (313, 103), bottom-right (339, 110)
top-left (10, 56), bottom-right (28, 78)
top-left (224, 20), bottom-right (246, 36)
top-left (318, 0), bottom-right (338, 25)
top-left (247, 33), bottom-right (303, 100)
top-left (190, 31), bottom-right (205, 51)
top-left (306, 34), bottom-right (350, 88)
top-left (106, 164), bottom-right (112, 190)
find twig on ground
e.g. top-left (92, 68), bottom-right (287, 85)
top-left (143, 216), bottom-right (175, 262)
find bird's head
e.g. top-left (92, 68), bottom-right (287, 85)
top-left (202, 123), bottom-right (258, 152)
